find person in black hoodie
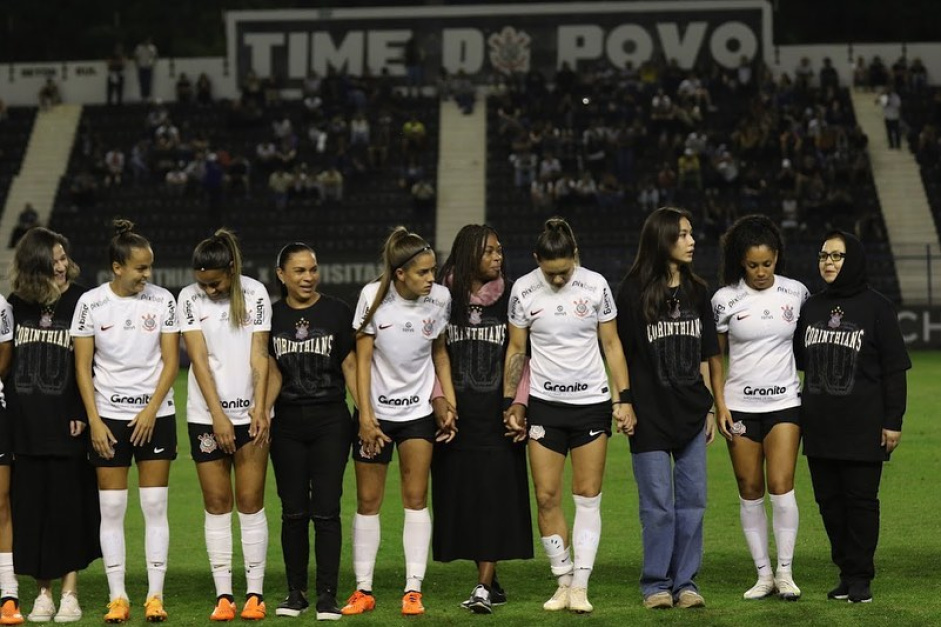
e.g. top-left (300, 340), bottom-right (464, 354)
top-left (795, 231), bottom-right (911, 604)
top-left (7, 228), bottom-right (100, 622)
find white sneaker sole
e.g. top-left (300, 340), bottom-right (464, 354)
top-left (275, 607), bottom-right (306, 617)
top-left (315, 610), bottom-right (342, 621)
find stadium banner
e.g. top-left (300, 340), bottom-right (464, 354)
top-left (896, 306), bottom-right (941, 349)
top-left (225, 1), bottom-right (772, 89)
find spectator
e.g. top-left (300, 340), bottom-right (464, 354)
top-left (637, 178), bottom-right (660, 213)
top-left (8, 203), bottom-right (40, 248)
top-left (103, 148), bottom-right (125, 186)
top-left (368, 113), bottom-right (391, 169)
top-left (794, 57), bottom-right (814, 91)
top-left (241, 70), bottom-right (264, 108)
top-left (819, 57), bottom-right (840, 91)
top-left (853, 56), bottom-right (869, 90)
top-left (269, 168), bottom-right (294, 210)
top-left (130, 140), bottom-right (151, 183)
top-left (411, 179), bottom-right (436, 212)
top-left (175, 73), bottom-right (193, 104)
top-left (196, 73), bottom-right (213, 106)
top-left (317, 166), bottom-right (344, 202)
top-left (226, 154), bottom-right (251, 197)
top-left (106, 44), bottom-right (126, 106)
top-left (349, 112), bottom-right (370, 147)
top-left (876, 87), bottom-right (902, 149)
top-left (69, 171), bottom-right (97, 209)
top-left (404, 35), bottom-right (424, 98)
top-left (452, 70), bottom-right (475, 114)
top-left (677, 148), bottom-right (702, 190)
top-left (553, 172), bottom-right (576, 209)
top-left (868, 56), bottom-right (889, 90)
top-left (165, 162), bottom-right (188, 196)
top-left (657, 161), bottom-right (677, 204)
top-left (402, 115), bottom-right (427, 161)
top-left (133, 36), bottom-right (158, 101)
top-left (574, 171), bottom-right (598, 205)
top-left (538, 152), bottom-right (562, 180)
top-left (530, 174), bottom-right (555, 212)
top-left (272, 116), bottom-right (293, 141)
top-left (909, 58), bottom-right (928, 92)
top-left (203, 153), bottom-right (225, 222)
top-left (38, 78), bottom-right (62, 110)
top-left (509, 148), bottom-right (537, 190)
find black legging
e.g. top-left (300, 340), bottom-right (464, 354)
top-left (270, 402), bottom-right (354, 596)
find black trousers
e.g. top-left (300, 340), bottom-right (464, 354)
top-left (807, 457), bottom-right (883, 585)
top-left (270, 403), bottom-right (354, 595)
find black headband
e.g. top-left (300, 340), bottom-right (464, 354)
top-left (395, 245), bottom-right (432, 271)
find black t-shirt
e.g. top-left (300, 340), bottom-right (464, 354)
top-left (616, 277), bottom-right (719, 453)
top-left (269, 294), bottom-right (354, 407)
top-left (444, 282), bottom-right (511, 449)
top-left (796, 288), bottom-right (911, 462)
top-left (8, 284), bottom-right (88, 457)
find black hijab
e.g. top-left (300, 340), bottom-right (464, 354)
top-left (823, 230), bottom-right (868, 298)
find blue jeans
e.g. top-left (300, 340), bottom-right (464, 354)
top-left (631, 433), bottom-right (707, 598)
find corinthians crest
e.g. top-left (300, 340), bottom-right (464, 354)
top-left (488, 26), bottom-right (532, 74)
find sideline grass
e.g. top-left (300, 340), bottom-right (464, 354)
top-left (15, 352), bottom-right (941, 625)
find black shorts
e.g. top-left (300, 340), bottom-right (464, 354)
top-left (352, 414), bottom-right (436, 464)
top-left (88, 415), bottom-right (178, 467)
top-left (730, 407), bottom-right (801, 443)
top-left (0, 406), bottom-right (11, 465)
top-left (188, 423), bottom-right (256, 463)
top-left (527, 398), bottom-right (611, 455)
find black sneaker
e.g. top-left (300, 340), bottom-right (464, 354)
top-left (315, 593), bottom-right (342, 621)
top-left (461, 585), bottom-right (492, 615)
top-left (275, 590), bottom-right (309, 617)
top-left (848, 582), bottom-right (872, 604)
top-left (827, 580), bottom-right (849, 601)
top-left (490, 579), bottom-right (507, 605)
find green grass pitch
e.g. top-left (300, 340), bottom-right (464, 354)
top-left (16, 352), bottom-right (941, 625)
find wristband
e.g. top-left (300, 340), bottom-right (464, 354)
top-left (503, 397), bottom-right (515, 411)
top-left (612, 388), bottom-right (633, 405)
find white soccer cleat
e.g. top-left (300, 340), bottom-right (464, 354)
top-left (775, 572), bottom-right (802, 601)
top-left (567, 587), bottom-right (593, 613)
top-left (743, 577), bottom-right (776, 600)
top-left (542, 585), bottom-right (569, 611)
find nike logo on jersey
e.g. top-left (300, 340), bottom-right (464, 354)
top-left (736, 314), bottom-right (750, 320)
top-left (378, 323), bottom-right (394, 330)
top-left (153, 447), bottom-right (165, 454)
top-left (588, 429), bottom-right (605, 437)
top-left (101, 324), bottom-right (114, 330)
top-left (530, 309), bottom-right (543, 316)
top-left (200, 315), bottom-right (211, 322)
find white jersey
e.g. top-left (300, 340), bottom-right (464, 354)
top-left (509, 266), bottom-right (616, 405)
top-left (0, 296), bottom-right (12, 403)
top-left (712, 276), bottom-right (809, 412)
top-left (71, 282), bottom-right (179, 420)
top-left (179, 276), bottom-right (272, 426)
top-left (354, 282), bottom-right (450, 423)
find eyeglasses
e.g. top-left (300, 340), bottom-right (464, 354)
top-left (817, 251), bottom-right (846, 262)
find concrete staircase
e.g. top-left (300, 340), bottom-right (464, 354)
top-left (850, 89), bottom-right (941, 305)
top-left (0, 103), bottom-right (83, 290)
top-left (435, 92), bottom-right (486, 254)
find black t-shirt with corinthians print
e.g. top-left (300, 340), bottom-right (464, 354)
top-left (616, 277), bottom-right (719, 454)
top-left (796, 289), bottom-right (911, 462)
top-left (8, 285), bottom-right (88, 457)
top-left (269, 294), bottom-right (354, 408)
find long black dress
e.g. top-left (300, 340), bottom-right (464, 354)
top-left (432, 281), bottom-right (533, 562)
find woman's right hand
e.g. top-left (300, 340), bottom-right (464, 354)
top-left (212, 414), bottom-right (237, 454)
top-left (358, 415), bottom-right (391, 458)
top-left (89, 419), bottom-right (117, 459)
top-left (503, 404), bottom-right (527, 443)
top-left (716, 407), bottom-right (735, 441)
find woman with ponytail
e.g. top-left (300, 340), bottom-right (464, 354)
top-left (503, 217), bottom-right (632, 615)
top-left (178, 228), bottom-right (272, 621)
top-left (71, 219), bottom-right (179, 623)
top-left (340, 227), bottom-right (456, 618)
top-left (266, 243), bottom-right (357, 621)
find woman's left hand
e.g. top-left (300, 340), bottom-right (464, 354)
top-left (128, 406), bottom-right (158, 446)
top-left (613, 403), bottom-right (636, 436)
top-left (705, 412), bottom-right (717, 444)
top-left (434, 399), bottom-right (458, 443)
top-left (882, 428), bottom-right (902, 454)
top-left (70, 420), bottom-right (87, 437)
top-left (249, 405), bottom-right (271, 446)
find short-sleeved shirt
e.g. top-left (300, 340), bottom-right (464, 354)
top-left (179, 276), bottom-right (272, 426)
top-left (712, 276), bottom-right (808, 412)
top-left (71, 283), bottom-right (179, 420)
top-left (0, 295), bottom-right (12, 402)
top-left (269, 294), bottom-right (354, 407)
top-left (354, 282), bottom-right (450, 423)
top-left (617, 277), bottom-right (719, 453)
top-left (508, 266), bottom-right (616, 405)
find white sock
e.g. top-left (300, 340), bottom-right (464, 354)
top-left (238, 509), bottom-right (268, 596)
top-left (402, 508), bottom-right (431, 593)
top-left (205, 511), bottom-right (233, 597)
top-left (740, 496), bottom-right (772, 579)
top-left (770, 490), bottom-right (799, 573)
top-left (0, 553), bottom-right (17, 598)
top-left (99, 489), bottom-right (129, 600)
top-left (571, 494), bottom-right (602, 588)
top-left (352, 514), bottom-right (380, 592)
top-left (541, 534), bottom-right (573, 587)
top-left (139, 487), bottom-right (169, 599)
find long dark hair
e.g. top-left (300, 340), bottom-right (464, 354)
top-left (192, 228), bottom-right (245, 329)
top-left (718, 214), bottom-right (787, 286)
top-left (11, 227), bottom-right (81, 305)
top-left (534, 216), bottom-right (579, 262)
top-left (625, 207), bottom-right (706, 323)
top-left (276, 242), bottom-right (316, 300)
top-left (356, 226), bottom-right (432, 333)
top-left (109, 219), bottom-right (150, 268)
top-left (439, 224), bottom-right (505, 325)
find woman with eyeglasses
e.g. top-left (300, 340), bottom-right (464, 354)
top-left (265, 242), bottom-right (357, 621)
top-left (795, 231), bottom-right (910, 604)
top-left (711, 215), bottom-right (808, 602)
top-left (341, 227), bottom-right (456, 618)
